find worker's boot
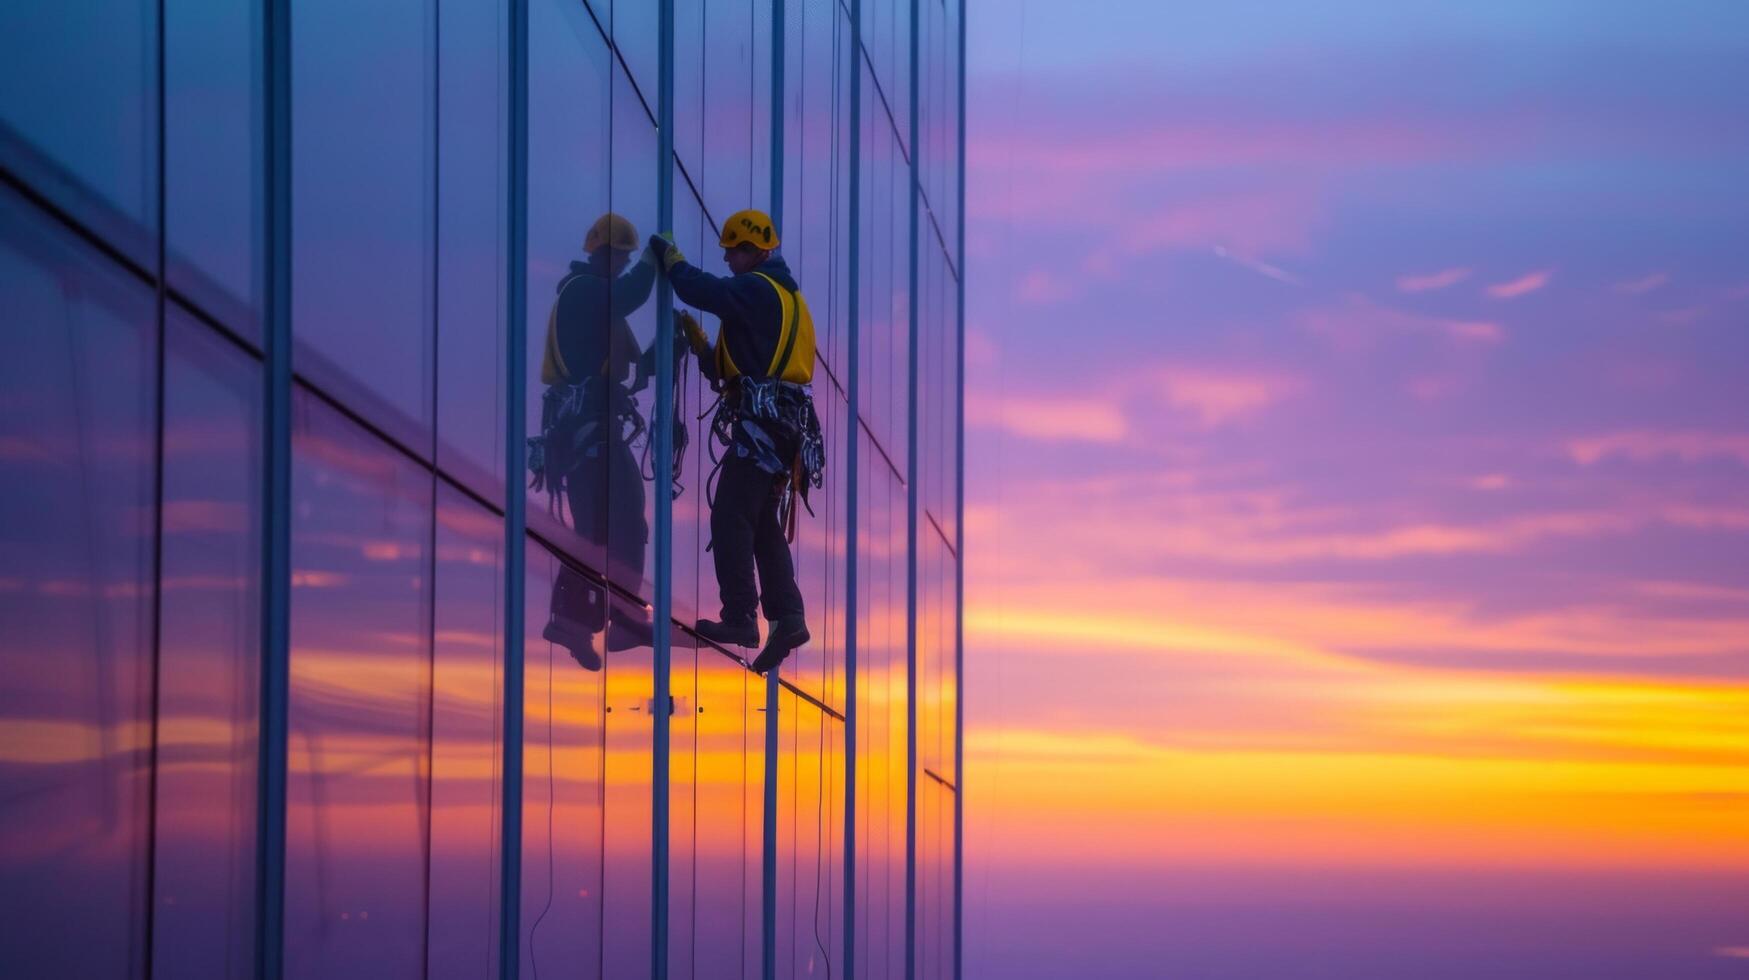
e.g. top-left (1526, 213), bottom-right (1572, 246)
top-left (696, 616), bottom-right (760, 649)
top-left (543, 615), bottom-right (602, 672)
top-left (605, 612), bottom-right (652, 652)
top-left (751, 614), bottom-right (809, 674)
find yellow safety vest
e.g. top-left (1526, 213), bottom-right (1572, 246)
top-left (715, 272), bottom-right (815, 384)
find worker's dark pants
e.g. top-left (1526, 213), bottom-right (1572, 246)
top-left (550, 437), bottom-right (648, 630)
top-left (712, 455), bottom-right (804, 625)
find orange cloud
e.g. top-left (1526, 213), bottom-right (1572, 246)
top-left (1396, 267), bottom-right (1472, 293)
top-left (1486, 268), bottom-right (1554, 299)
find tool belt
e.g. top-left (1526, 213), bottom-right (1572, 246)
top-left (527, 377), bottom-right (640, 500)
top-left (707, 376), bottom-right (826, 541)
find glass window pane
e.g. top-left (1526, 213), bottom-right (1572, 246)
top-left (673, 0), bottom-right (705, 180)
top-left (0, 187), bottom-right (156, 979)
top-left (292, 0), bottom-right (435, 450)
top-left (525, 0), bottom-right (617, 597)
top-left (436, 0), bottom-right (507, 499)
top-left (613, 0), bottom-right (659, 104)
top-left (522, 542), bottom-right (606, 976)
top-left (668, 185), bottom-right (706, 630)
top-left (606, 63), bottom-right (661, 608)
top-left (166, 0), bottom-right (262, 333)
top-left (286, 391), bottom-right (432, 978)
top-left (429, 483), bottom-right (504, 979)
top-left (152, 310), bottom-right (263, 980)
top-left (0, 0), bottom-right (158, 256)
top-left (601, 632), bottom-right (654, 978)
top-left (665, 641), bottom-right (697, 976)
top-left (701, 0), bottom-right (755, 222)
top-left (691, 652), bottom-right (749, 967)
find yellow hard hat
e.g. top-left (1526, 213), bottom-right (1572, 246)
top-left (584, 212), bottom-right (639, 254)
top-left (718, 209), bottom-right (779, 250)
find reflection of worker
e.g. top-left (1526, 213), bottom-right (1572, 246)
top-left (530, 213), bottom-right (658, 670)
top-left (646, 210), bottom-right (824, 674)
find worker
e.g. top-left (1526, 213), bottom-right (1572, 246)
top-left (645, 209), bottom-right (824, 674)
top-left (529, 212), bottom-right (659, 671)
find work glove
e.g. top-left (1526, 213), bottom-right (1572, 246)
top-left (676, 309), bottom-right (711, 357)
top-left (646, 232), bottom-right (685, 271)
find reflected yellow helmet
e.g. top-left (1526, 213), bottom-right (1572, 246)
top-left (718, 209), bottom-right (779, 250)
top-left (584, 212), bottom-right (639, 254)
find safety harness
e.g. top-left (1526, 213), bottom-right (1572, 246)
top-left (702, 272), bottom-right (826, 542)
top-left (528, 330), bottom-right (692, 528)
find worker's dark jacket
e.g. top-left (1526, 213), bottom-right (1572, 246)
top-left (667, 255), bottom-right (823, 485)
top-left (529, 254), bottom-right (659, 577)
top-left (542, 253), bottom-right (657, 388)
top-left (667, 255), bottom-right (800, 384)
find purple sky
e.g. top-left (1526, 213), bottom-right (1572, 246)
top-left (962, 2), bottom-right (1749, 975)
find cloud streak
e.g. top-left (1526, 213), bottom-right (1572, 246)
top-left (1486, 268), bottom-right (1554, 299)
top-left (967, 393), bottom-right (1129, 444)
top-left (1568, 430), bottom-right (1749, 467)
top-left (1396, 267), bottom-right (1472, 293)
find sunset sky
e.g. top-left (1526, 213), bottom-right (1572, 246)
top-left (960, 2), bottom-right (1749, 975)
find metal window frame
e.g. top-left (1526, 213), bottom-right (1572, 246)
top-left (953, 2), bottom-right (967, 975)
top-left (904, 0), bottom-right (922, 976)
top-left (254, 0), bottom-right (293, 973)
top-left (652, 0), bottom-right (677, 976)
top-left (496, 0), bottom-right (529, 974)
top-left (843, 0), bottom-right (864, 976)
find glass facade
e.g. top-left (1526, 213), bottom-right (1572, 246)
top-left (0, 0), bottom-right (962, 976)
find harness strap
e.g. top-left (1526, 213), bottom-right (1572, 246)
top-left (753, 271), bottom-right (802, 378)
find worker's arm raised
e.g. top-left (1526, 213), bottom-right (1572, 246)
top-left (611, 248), bottom-right (658, 317)
top-left (646, 233), bottom-right (765, 322)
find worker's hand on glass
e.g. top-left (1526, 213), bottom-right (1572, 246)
top-left (645, 232), bottom-right (685, 271)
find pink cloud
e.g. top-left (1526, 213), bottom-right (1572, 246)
top-left (1614, 272), bottom-right (1670, 295)
top-left (1444, 320), bottom-right (1504, 344)
top-left (967, 393), bottom-right (1128, 444)
top-left (0, 436), bottom-right (53, 463)
top-left (964, 328), bottom-right (998, 368)
top-left (1121, 190), bottom-right (1320, 258)
top-left (1298, 294), bottom-right (1505, 350)
top-left (1405, 374), bottom-right (1463, 401)
top-left (1154, 367), bottom-right (1303, 428)
top-left (1080, 250), bottom-right (1119, 280)
top-left (1654, 306), bottom-right (1706, 326)
top-left (1396, 267), bottom-right (1472, 293)
top-left (161, 501), bottom-right (249, 534)
top-left (1016, 268), bottom-right (1074, 304)
top-left (967, 117), bottom-right (1483, 181)
top-left (1212, 246), bottom-right (1302, 285)
top-left (1567, 430), bottom-right (1749, 467)
top-left (1486, 268), bottom-right (1554, 299)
